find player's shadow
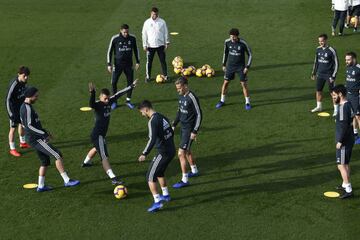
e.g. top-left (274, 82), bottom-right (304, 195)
top-left (251, 61), bottom-right (313, 71)
top-left (252, 93), bottom-right (314, 107)
top-left (50, 130), bottom-right (147, 149)
top-left (148, 86), bottom-right (314, 106)
top-left (163, 137), bottom-right (337, 210)
top-left (164, 151), bottom-right (346, 211)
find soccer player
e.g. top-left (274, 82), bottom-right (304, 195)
top-left (215, 28), bottom-right (252, 110)
top-left (20, 87), bottom-right (80, 192)
top-left (331, 0), bottom-right (349, 36)
top-left (172, 77), bottom-right (202, 189)
top-left (107, 24), bottom-right (140, 110)
top-left (142, 7), bottom-right (169, 83)
top-left (331, 84), bottom-right (354, 199)
top-left (310, 34), bottom-right (339, 116)
top-left (5, 66), bottom-right (31, 157)
top-left (344, 52), bottom-right (360, 143)
top-left (137, 100), bottom-right (176, 212)
top-left (345, 0), bottom-right (360, 32)
top-left (81, 80), bottom-right (137, 185)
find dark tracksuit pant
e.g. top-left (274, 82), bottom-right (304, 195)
top-left (111, 63), bottom-right (134, 100)
top-left (146, 46), bottom-right (167, 79)
top-left (332, 10), bottom-right (347, 34)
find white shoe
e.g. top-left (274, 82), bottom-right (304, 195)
top-left (311, 106), bottom-right (322, 113)
top-left (333, 111), bottom-right (338, 117)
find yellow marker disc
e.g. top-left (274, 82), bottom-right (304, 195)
top-left (23, 183), bottom-right (38, 189)
top-left (80, 107), bottom-right (92, 112)
top-left (318, 112), bottom-right (330, 117)
top-left (324, 191), bottom-right (340, 198)
top-left (170, 32), bottom-right (179, 35)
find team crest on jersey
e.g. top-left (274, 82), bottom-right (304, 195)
top-left (353, 71), bottom-right (356, 75)
top-left (184, 101), bottom-right (187, 106)
top-left (128, 40), bottom-right (131, 44)
top-left (119, 42), bottom-right (122, 45)
top-left (324, 53), bottom-right (328, 57)
top-left (238, 46), bottom-right (241, 50)
top-left (163, 119), bottom-right (170, 130)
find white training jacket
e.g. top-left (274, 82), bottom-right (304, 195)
top-left (142, 17), bottom-right (169, 48)
top-left (332, 0), bottom-right (350, 11)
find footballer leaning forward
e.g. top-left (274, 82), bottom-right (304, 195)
top-left (20, 87), bottom-right (80, 192)
top-left (138, 100), bottom-right (176, 213)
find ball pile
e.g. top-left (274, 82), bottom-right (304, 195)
top-left (171, 56), bottom-right (215, 78)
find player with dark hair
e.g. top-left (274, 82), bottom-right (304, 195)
top-left (331, 84), bottom-right (354, 199)
top-left (310, 34), bottom-right (339, 116)
top-left (81, 80), bottom-right (137, 185)
top-left (172, 77), bottom-right (202, 189)
top-left (216, 28), bottom-right (253, 110)
top-left (20, 87), bottom-right (80, 192)
top-left (344, 52), bottom-right (360, 143)
top-left (5, 66), bottom-right (31, 157)
top-left (142, 7), bottom-right (170, 83)
top-left (138, 100), bottom-right (176, 212)
top-left (107, 23), bottom-right (140, 109)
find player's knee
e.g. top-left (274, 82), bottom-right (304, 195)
top-left (178, 150), bottom-right (186, 159)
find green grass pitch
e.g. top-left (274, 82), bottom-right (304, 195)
top-left (0, 0), bottom-right (360, 239)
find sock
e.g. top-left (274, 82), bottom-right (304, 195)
top-left (344, 183), bottom-right (352, 193)
top-left (83, 155), bottom-right (92, 164)
top-left (38, 176), bottom-right (45, 188)
top-left (153, 194), bottom-right (161, 203)
top-left (182, 173), bottom-right (188, 183)
top-left (354, 129), bottom-right (358, 135)
top-left (190, 165), bottom-right (198, 174)
top-left (106, 169), bottom-right (116, 179)
top-left (220, 94), bottom-right (226, 102)
top-left (161, 187), bottom-right (169, 196)
top-left (60, 172), bottom-right (70, 183)
top-left (317, 101), bottom-right (322, 108)
top-left (9, 142), bottom-right (16, 150)
top-left (19, 136), bottom-right (26, 144)
top-left (126, 98), bottom-right (131, 102)
top-left (245, 97), bottom-right (250, 104)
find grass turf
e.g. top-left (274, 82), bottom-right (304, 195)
top-left (0, 0), bottom-right (360, 239)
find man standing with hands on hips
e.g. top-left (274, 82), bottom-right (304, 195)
top-left (142, 7), bottom-right (170, 83)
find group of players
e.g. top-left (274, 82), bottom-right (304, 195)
top-left (5, 67), bottom-right (203, 212)
top-left (4, 7), bottom-right (258, 212)
top-left (310, 32), bottom-right (360, 199)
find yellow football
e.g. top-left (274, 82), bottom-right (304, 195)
top-left (174, 67), bottom-right (182, 74)
top-left (205, 68), bottom-right (214, 77)
top-left (350, 17), bottom-right (357, 26)
top-left (195, 68), bottom-right (203, 77)
top-left (156, 74), bottom-right (166, 83)
top-left (114, 185), bottom-right (128, 199)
